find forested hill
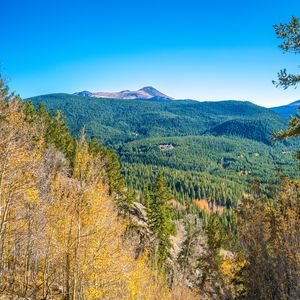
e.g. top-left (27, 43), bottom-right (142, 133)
top-left (271, 100), bottom-right (300, 120)
top-left (27, 93), bottom-right (286, 145)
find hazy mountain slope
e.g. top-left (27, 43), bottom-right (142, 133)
top-left (271, 100), bottom-right (300, 120)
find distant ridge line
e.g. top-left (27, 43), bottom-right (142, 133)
top-left (74, 86), bottom-right (174, 100)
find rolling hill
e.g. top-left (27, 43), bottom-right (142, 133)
top-left (27, 93), bottom-right (287, 145)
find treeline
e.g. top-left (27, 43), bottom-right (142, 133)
top-left (26, 92), bottom-right (300, 216)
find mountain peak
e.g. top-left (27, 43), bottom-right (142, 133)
top-left (138, 86), bottom-right (172, 99)
top-left (74, 87), bottom-right (173, 100)
top-left (140, 86), bottom-right (155, 90)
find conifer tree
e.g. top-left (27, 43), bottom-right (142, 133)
top-left (144, 183), bottom-right (151, 216)
top-left (148, 171), bottom-right (173, 268)
top-left (0, 78), bottom-right (9, 99)
top-left (88, 138), bottom-right (125, 197)
top-left (23, 101), bottom-right (37, 123)
top-left (273, 16), bottom-right (300, 89)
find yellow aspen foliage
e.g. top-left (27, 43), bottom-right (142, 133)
top-left (0, 90), bottom-right (169, 299)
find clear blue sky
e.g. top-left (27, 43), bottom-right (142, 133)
top-left (1, 0), bottom-right (299, 106)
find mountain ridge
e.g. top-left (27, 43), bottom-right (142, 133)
top-left (74, 86), bottom-right (174, 100)
top-left (26, 93), bottom-right (286, 146)
top-left (271, 99), bottom-right (300, 120)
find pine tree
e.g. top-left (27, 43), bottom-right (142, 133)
top-left (23, 101), bottom-right (37, 123)
top-left (0, 78), bottom-right (9, 99)
top-left (273, 16), bottom-right (300, 89)
top-left (148, 171), bottom-right (173, 268)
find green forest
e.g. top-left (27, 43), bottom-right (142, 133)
top-left (26, 92), bottom-right (299, 214)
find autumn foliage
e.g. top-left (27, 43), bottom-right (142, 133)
top-left (0, 81), bottom-right (168, 299)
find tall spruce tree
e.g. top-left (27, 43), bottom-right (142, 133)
top-left (148, 171), bottom-right (173, 268)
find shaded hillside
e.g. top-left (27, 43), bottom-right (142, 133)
top-left (271, 100), bottom-right (300, 120)
top-left (207, 119), bottom-right (277, 144)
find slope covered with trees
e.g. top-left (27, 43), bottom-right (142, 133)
top-left (0, 80), bottom-right (172, 299)
top-left (271, 100), bottom-right (300, 120)
top-left (25, 92), bottom-right (300, 210)
top-left (26, 94), bottom-right (286, 145)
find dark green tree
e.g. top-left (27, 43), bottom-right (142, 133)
top-left (273, 16), bottom-right (300, 160)
top-left (0, 78), bottom-right (12, 100)
top-left (143, 183), bottom-right (151, 216)
top-left (149, 171), bottom-right (174, 268)
top-left (274, 109), bottom-right (300, 161)
top-left (88, 138), bottom-right (125, 197)
top-left (35, 103), bottom-right (76, 162)
top-left (23, 101), bottom-right (37, 123)
top-left (273, 16), bottom-right (300, 89)
top-left (49, 111), bottom-right (75, 160)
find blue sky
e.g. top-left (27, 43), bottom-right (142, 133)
top-left (1, 0), bottom-right (299, 107)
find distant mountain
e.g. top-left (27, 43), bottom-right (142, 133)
top-left (26, 93), bottom-right (286, 145)
top-left (74, 86), bottom-right (173, 100)
top-left (271, 100), bottom-right (300, 120)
